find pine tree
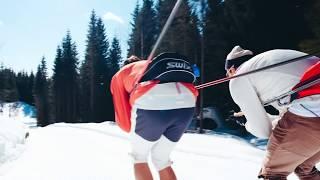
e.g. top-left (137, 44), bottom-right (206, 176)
top-left (156, 0), bottom-right (200, 64)
top-left (127, 0), bottom-right (157, 59)
top-left (52, 46), bottom-right (64, 122)
top-left (203, 2), bottom-right (228, 77)
top-left (199, 0), bottom-right (312, 114)
top-left (127, 2), bottom-right (141, 57)
top-left (80, 11), bottom-right (111, 122)
top-left (0, 66), bottom-right (4, 102)
top-left (52, 32), bottom-right (80, 123)
top-left (109, 37), bottom-right (121, 75)
top-left (0, 67), bottom-right (19, 102)
top-left (33, 57), bottom-right (49, 126)
top-left (16, 71), bottom-right (29, 103)
top-left (201, 0), bottom-right (250, 113)
top-left (46, 78), bottom-right (55, 124)
top-left (222, 0), bottom-right (310, 52)
top-left (79, 59), bottom-right (91, 122)
top-left (105, 37), bottom-right (122, 121)
top-left (80, 11), bottom-right (97, 122)
top-left (94, 17), bottom-right (111, 122)
top-left (28, 72), bottom-right (35, 105)
top-left (16, 71), bottom-right (34, 105)
top-left (61, 31), bottom-right (80, 123)
top-left (299, 0), bottom-right (320, 50)
top-left (140, 0), bottom-right (157, 58)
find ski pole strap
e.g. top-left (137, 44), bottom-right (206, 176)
top-left (195, 51), bottom-right (320, 90)
top-left (263, 76), bottom-right (320, 106)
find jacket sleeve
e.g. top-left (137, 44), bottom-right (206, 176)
top-left (110, 73), bottom-right (132, 133)
top-left (229, 77), bottom-right (272, 139)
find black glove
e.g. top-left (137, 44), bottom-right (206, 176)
top-left (228, 115), bottom-right (247, 126)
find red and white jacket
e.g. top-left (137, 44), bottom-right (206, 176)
top-left (110, 60), bottom-right (198, 132)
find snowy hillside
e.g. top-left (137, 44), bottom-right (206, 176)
top-left (0, 102), bottom-right (36, 127)
top-left (0, 102), bottom-right (34, 165)
top-left (0, 102), bottom-right (318, 180)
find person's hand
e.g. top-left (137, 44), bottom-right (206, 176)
top-left (271, 118), bottom-right (280, 129)
top-left (233, 116), bottom-right (247, 126)
top-left (233, 111), bottom-right (244, 117)
top-left (227, 111), bottom-right (247, 126)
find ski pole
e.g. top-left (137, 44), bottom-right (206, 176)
top-left (147, 0), bottom-right (183, 61)
top-left (264, 76), bottom-right (320, 105)
top-left (195, 51), bottom-right (320, 90)
top-left (132, 0), bottom-right (184, 90)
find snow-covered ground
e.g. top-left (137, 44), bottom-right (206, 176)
top-left (0, 102), bottom-right (34, 166)
top-left (0, 102), bottom-right (318, 180)
top-left (0, 102), bottom-right (36, 127)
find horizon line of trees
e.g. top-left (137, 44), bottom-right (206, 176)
top-left (127, 0), bottom-right (320, 116)
top-left (1, 0), bottom-right (319, 127)
top-left (0, 10), bottom-right (122, 126)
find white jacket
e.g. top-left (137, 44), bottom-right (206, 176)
top-left (229, 49), bottom-right (319, 138)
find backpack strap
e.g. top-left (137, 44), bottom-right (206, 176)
top-left (264, 60), bottom-right (320, 106)
top-left (263, 77), bottom-right (320, 106)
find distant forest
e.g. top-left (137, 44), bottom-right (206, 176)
top-left (0, 0), bottom-right (319, 126)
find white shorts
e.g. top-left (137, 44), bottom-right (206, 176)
top-left (129, 106), bottom-right (194, 170)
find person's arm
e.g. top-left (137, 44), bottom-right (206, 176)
top-left (229, 77), bottom-right (272, 139)
top-left (110, 72), bottom-right (132, 133)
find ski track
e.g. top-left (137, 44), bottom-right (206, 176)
top-left (1, 122), bottom-right (318, 180)
top-left (51, 124), bottom-right (263, 164)
top-left (52, 123), bottom-right (128, 141)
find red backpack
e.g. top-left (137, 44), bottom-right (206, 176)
top-left (291, 60), bottom-right (320, 100)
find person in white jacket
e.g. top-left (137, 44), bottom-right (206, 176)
top-left (226, 46), bottom-right (320, 180)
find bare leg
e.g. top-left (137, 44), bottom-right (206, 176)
top-left (159, 166), bottom-right (177, 180)
top-left (134, 163), bottom-right (153, 180)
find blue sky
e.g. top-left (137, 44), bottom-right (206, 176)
top-left (0, 0), bottom-right (139, 75)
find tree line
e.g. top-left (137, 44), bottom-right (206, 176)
top-left (34, 11), bottom-right (122, 126)
top-left (0, 11), bottom-right (121, 126)
top-left (0, 66), bottom-right (34, 105)
top-left (127, 0), bottom-right (320, 116)
top-left (1, 0), bottom-right (319, 126)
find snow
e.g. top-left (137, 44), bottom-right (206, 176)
top-left (0, 102), bottom-right (32, 165)
top-left (0, 102), bottom-right (36, 127)
top-left (0, 102), bottom-right (318, 180)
